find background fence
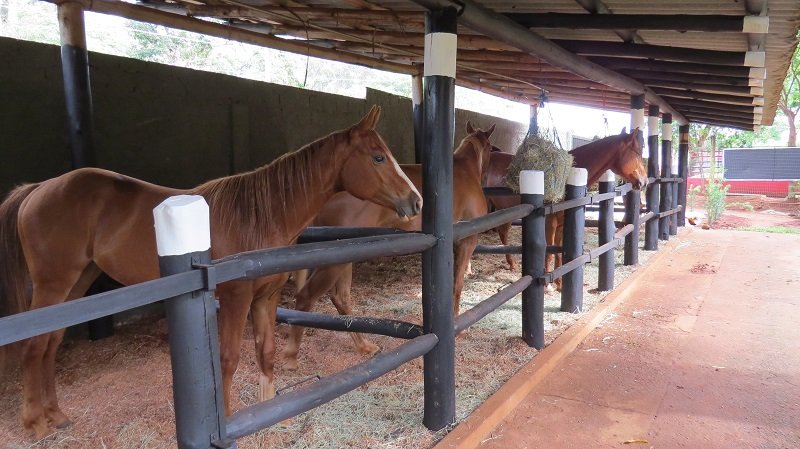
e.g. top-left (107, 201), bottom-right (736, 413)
top-left (689, 147), bottom-right (800, 198)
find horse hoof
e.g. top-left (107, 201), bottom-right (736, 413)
top-left (358, 342), bottom-right (380, 355)
top-left (284, 358), bottom-right (299, 371)
top-left (25, 419), bottom-right (53, 441)
top-left (46, 410), bottom-right (72, 429)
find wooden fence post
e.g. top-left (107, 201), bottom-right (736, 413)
top-left (598, 170), bottom-right (616, 291)
top-left (678, 124), bottom-right (690, 226)
top-left (659, 113), bottom-right (673, 240)
top-left (421, 6), bottom-right (457, 432)
top-left (624, 187), bottom-right (641, 266)
top-left (561, 168), bottom-right (587, 313)
top-left (644, 105), bottom-right (660, 250)
top-left (154, 195), bottom-right (227, 449)
top-left (520, 170), bottom-right (545, 349)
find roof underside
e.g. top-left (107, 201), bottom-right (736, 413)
top-left (88, 0), bottom-right (800, 130)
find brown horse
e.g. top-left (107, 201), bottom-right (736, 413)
top-left (282, 122), bottom-right (496, 370)
top-left (0, 106), bottom-right (421, 438)
top-left (485, 129), bottom-right (647, 281)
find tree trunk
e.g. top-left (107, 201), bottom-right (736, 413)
top-left (787, 109), bottom-right (797, 147)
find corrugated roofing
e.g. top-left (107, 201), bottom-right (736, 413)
top-left (89, 0), bottom-right (799, 130)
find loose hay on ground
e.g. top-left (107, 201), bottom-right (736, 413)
top-left (0, 221), bottom-right (657, 449)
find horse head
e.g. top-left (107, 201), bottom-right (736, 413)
top-left (341, 105), bottom-right (422, 220)
top-left (461, 121), bottom-right (497, 179)
top-left (609, 128), bottom-right (648, 190)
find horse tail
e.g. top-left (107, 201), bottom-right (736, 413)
top-left (0, 183), bottom-right (38, 375)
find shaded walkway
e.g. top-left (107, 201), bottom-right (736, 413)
top-left (438, 229), bottom-right (800, 449)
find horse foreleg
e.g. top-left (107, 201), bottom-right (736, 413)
top-left (554, 218), bottom-right (565, 292)
top-left (545, 214), bottom-right (558, 292)
top-left (284, 265), bottom-right (345, 370)
top-left (453, 235), bottom-right (478, 316)
top-left (496, 222), bottom-right (516, 270)
top-left (328, 264), bottom-right (379, 356)
top-left (251, 276), bottom-right (287, 403)
top-left (216, 281), bottom-right (253, 415)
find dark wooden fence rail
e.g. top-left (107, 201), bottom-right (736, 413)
top-left (0, 171), bottom-right (685, 448)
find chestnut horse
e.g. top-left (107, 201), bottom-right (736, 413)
top-left (282, 122), bottom-right (496, 370)
top-left (485, 129), bottom-right (647, 281)
top-left (0, 106), bottom-right (421, 438)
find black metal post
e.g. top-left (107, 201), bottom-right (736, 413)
top-left (154, 197), bottom-right (225, 449)
top-left (561, 168), bottom-right (587, 313)
top-left (677, 124), bottom-right (690, 226)
top-left (520, 170), bottom-right (546, 348)
top-left (624, 187), bottom-right (641, 266)
top-left (659, 113), bottom-right (673, 240)
top-left (421, 7), bottom-right (457, 432)
top-left (644, 105), bottom-right (660, 251)
top-left (412, 73), bottom-right (424, 164)
top-left (58, 0), bottom-right (111, 340)
top-left (597, 171), bottom-right (615, 291)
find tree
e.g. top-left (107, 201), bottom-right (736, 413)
top-left (778, 44), bottom-right (800, 146)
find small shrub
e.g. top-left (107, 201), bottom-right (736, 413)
top-left (787, 181), bottom-right (800, 201)
top-left (727, 201), bottom-right (755, 212)
top-left (704, 178), bottom-right (729, 224)
top-left (688, 185), bottom-right (701, 211)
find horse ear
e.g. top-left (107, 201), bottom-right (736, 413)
top-left (620, 127), bottom-right (627, 135)
top-left (486, 123), bottom-right (496, 138)
top-left (355, 105), bottom-right (381, 131)
top-left (466, 121), bottom-right (476, 134)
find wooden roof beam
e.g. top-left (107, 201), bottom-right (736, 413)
top-left (572, 0), bottom-right (643, 44)
top-left (652, 86), bottom-right (760, 106)
top-left (615, 69), bottom-right (754, 87)
top-left (554, 40), bottom-right (765, 67)
top-left (590, 57), bottom-right (761, 78)
top-left (82, 0), bottom-right (419, 75)
top-left (507, 13), bottom-right (770, 33)
top-left (407, 0), bottom-right (688, 124)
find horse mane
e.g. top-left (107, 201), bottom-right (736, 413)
top-left (569, 131), bottom-right (636, 156)
top-left (192, 130), bottom-right (349, 250)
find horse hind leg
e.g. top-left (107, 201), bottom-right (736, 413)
top-left (41, 263), bottom-right (101, 430)
top-left (497, 222), bottom-right (516, 270)
top-left (328, 264), bottom-right (379, 356)
top-left (21, 263), bottom-right (96, 438)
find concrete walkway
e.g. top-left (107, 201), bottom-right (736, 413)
top-left (439, 228), bottom-right (800, 449)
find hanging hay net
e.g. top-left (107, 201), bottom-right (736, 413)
top-left (504, 129), bottom-right (574, 203)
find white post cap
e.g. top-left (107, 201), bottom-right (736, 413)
top-left (599, 170), bottom-right (616, 183)
top-left (153, 195), bottom-right (211, 257)
top-left (567, 167), bottom-right (588, 186)
top-left (520, 170), bottom-right (544, 195)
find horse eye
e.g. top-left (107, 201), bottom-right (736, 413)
top-left (373, 154), bottom-right (385, 164)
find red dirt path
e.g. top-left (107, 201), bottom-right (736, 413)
top-left (457, 228), bottom-right (800, 449)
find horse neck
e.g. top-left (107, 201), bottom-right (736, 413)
top-left (453, 138), bottom-right (484, 179)
top-left (570, 137), bottom-right (623, 186)
top-left (193, 133), bottom-right (346, 250)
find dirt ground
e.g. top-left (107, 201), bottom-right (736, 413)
top-left (1, 204), bottom-right (797, 449)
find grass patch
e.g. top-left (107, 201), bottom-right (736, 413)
top-left (735, 226), bottom-right (800, 234)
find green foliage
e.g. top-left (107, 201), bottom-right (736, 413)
top-left (727, 202), bottom-right (755, 212)
top-left (736, 226), bottom-right (800, 234)
top-left (787, 180), bottom-right (800, 200)
top-left (703, 152), bottom-right (729, 224)
top-left (687, 184), bottom-right (701, 211)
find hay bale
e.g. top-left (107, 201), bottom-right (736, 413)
top-left (505, 133), bottom-right (574, 203)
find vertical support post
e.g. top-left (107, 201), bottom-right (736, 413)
top-left (624, 187), bottom-right (641, 266)
top-left (529, 103), bottom-right (539, 136)
top-left (58, 0), bottom-right (111, 340)
top-left (597, 170), bottom-right (615, 291)
top-left (57, 0), bottom-right (96, 169)
top-left (659, 113), bottom-right (673, 240)
top-left (561, 168), bottom-right (587, 313)
top-left (421, 7), bottom-right (457, 432)
top-left (644, 105), bottom-right (660, 251)
top-left (520, 170), bottom-right (545, 349)
top-left (630, 94), bottom-right (645, 149)
top-left (412, 73), bottom-right (424, 164)
top-left (677, 124), bottom-right (690, 227)
top-left (154, 196), bottom-right (225, 449)
top-left (670, 173), bottom-right (679, 235)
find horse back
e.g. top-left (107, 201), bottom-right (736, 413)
top-left (17, 168), bottom-right (181, 286)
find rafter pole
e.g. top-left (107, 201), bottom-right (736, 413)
top-left (407, 0), bottom-right (687, 124)
top-left (507, 13), bottom-right (769, 33)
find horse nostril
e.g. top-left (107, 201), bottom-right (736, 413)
top-left (412, 196), bottom-right (423, 215)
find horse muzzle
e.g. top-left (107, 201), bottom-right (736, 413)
top-left (395, 193), bottom-right (423, 220)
